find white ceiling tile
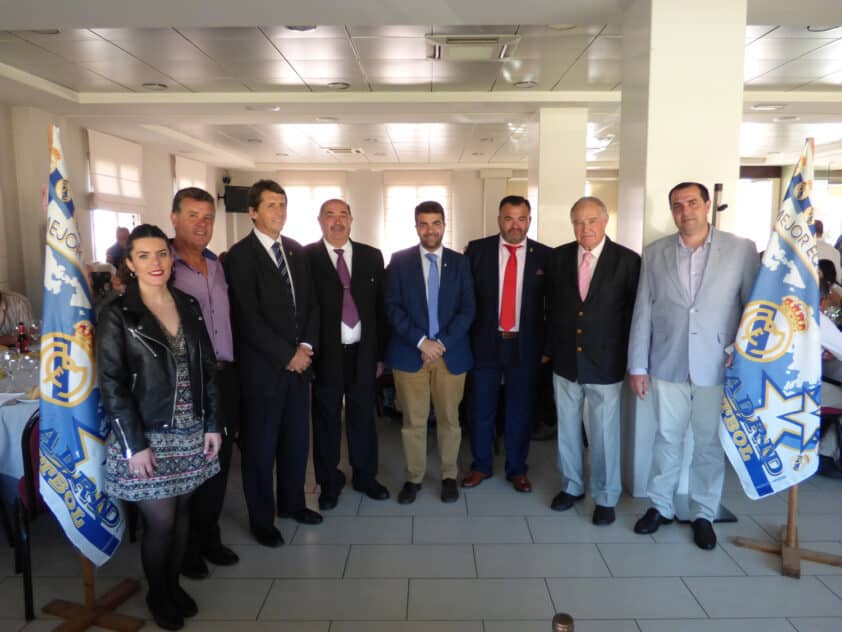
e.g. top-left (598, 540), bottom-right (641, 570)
top-left (745, 37), bottom-right (838, 61)
top-left (515, 25), bottom-right (607, 37)
top-left (798, 38), bottom-right (842, 62)
top-left (263, 26), bottom-right (349, 39)
top-left (176, 27), bottom-right (264, 43)
top-left (364, 59), bottom-right (432, 81)
top-left (492, 60), bottom-right (555, 90)
top-left (220, 60), bottom-right (300, 80)
top-left (744, 58), bottom-right (785, 81)
top-left (370, 81), bottom-right (430, 91)
top-left (31, 39), bottom-right (126, 63)
top-left (767, 26), bottom-right (842, 38)
top-left (14, 28), bottom-right (100, 42)
top-left (552, 58), bottom-right (621, 89)
top-left (745, 25), bottom-right (778, 42)
top-left (271, 38), bottom-right (355, 61)
top-left (749, 58), bottom-right (842, 82)
top-left (353, 37), bottom-right (429, 61)
top-left (586, 35), bottom-right (622, 60)
top-left (189, 37), bottom-right (283, 62)
top-left (0, 39), bottom-right (63, 65)
top-left (513, 34), bottom-right (594, 61)
top-left (152, 60), bottom-right (231, 81)
top-left (287, 59), bottom-right (364, 82)
top-left (177, 78), bottom-right (251, 91)
top-left (309, 81), bottom-right (369, 92)
top-left (348, 26), bottom-right (431, 37)
top-left (106, 36), bottom-right (209, 63)
top-left (431, 26), bottom-right (518, 35)
top-left (239, 80), bottom-right (309, 91)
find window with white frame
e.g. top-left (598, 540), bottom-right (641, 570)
top-left (283, 184), bottom-right (344, 246)
top-left (174, 155), bottom-right (208, 192)
top-left (382, 172), bottom-right (452, 262)
top-left (87, 129), bottom-right (145, 263)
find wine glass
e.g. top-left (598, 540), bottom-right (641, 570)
top-left (1, 348), bottom-right (20, 393)
top-left (28, 320), bottom-right (42, 347)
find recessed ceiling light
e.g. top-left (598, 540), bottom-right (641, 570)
top-left (316, 116), bottom-right (338, 122)
top-left (472, 152), bottom-right (485, 156)
top-left (246, 105), bottom-right (281, 112)
top-left (547, 25), bottom-right (577, 31)
top-left (141, 82), bottom-right (168, 91)
top-left (773, 115), bottom-right (800, 122)
top-left (479, 137), bottom-right (494, 142)
top-left (751, 104), bottom-right (785, 111)
top-left (806, 26), bottom-right (839, 33)
top-left (246, 138), bottom-right (263, 143)
top-left (275, 152), bottom-right (289, 157)
top-left (31, 29), bottom-right (61, 35)
top-left (373, 152), bottom-right (386, 156)
top-left (286, 25), bottom-right (317, 32)
top-left (513, 80), bottom-right (537, 89)
top-left (327, 81), bottom-right (350, 90)
top-left (363, 137), bottom-right (379, 143)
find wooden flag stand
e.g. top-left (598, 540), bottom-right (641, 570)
top-left (40, 555), bottom-right (142, 631)
top-left (733, 485), bottom-right (842, 577)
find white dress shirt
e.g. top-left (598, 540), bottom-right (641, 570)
top-left (324, 239), bottom-right (362, 344)
top-left (497, 236), bottom-right (527, 332)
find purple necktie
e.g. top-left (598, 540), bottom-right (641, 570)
top-left (334, 249), bottom-right (360, 328)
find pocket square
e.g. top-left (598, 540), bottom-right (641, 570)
top-left (536, 268), bottom-right (545, 275)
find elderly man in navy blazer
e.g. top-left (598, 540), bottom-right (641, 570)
top-left (545, 196), bottom-right (640, 526)
top-left (385, 200), bottom-right (476, 504)
top-left (628, 181), bottom-right (758, 550)
top-left (462, 195), bottom-right (551, 493)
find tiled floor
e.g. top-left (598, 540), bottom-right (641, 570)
top-left (3, 417), bottom-right (842, 631)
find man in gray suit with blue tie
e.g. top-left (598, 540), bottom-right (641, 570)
top-left (627, 182), bottom-right (758, 550)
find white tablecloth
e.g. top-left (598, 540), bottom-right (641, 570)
top-left (0, 400), bottom-right (38, 478)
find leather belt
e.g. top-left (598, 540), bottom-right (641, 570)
top-left (216, 361), bottom-right (234, 369)
top-left (498, 331), bottom-right (518, 339)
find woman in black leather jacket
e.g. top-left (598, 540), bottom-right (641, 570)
top-left (96, 224), bottom-right (222, 631)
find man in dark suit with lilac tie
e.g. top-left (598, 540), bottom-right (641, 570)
top-left (305, 199), bottom-right (390, 510)
top-left (462, 195), bottom-right (551, 493)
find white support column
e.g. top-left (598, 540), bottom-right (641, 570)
top-left (529, 108), bottom-right (587, 248)
top-left (617, 0), bottom-right (748, 500)
top-left (480, 169), bottom-right (512, 237)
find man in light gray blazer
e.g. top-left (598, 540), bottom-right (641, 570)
top-left (627, 181), bottom-right (758, 550)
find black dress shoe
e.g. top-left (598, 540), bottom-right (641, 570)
top-left (440, 478), bottom-right (459, 503)
top-left (398, 481), bottom-right (421, 504)
top-left (170, 584), bottom-right (198, 618)
top-left (353, 479), bottom-right (390, 500)
top-left (291, 508), bottom-right (324, 525)
top-left (692, 518), bottom-right (717, 550)
top-left (550, 490), bottom-right (585, 511)
top-left (592, 505), bottom-right (616, 526)
top-left (251, 525), bottom-right (285, 548)
top-left (180, 555), bottom-right (209, 580)
top-left (319, 492), bottom-right (339, 510)
top-left (203, 544), bottom-right (239, 566)
top-left (633, 507), bottom-right (674, 534)
top-left (146, 592), bottom-right (184, 631)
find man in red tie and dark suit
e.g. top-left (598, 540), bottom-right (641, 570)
top-left (305, 199), bottom-right (390, 510)
top-left (462, 195), bottom-right (551, 493)
top-left (544, 196), bottom-right (640, 525)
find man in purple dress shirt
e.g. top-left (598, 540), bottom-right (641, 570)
top-left (170, 187), bottom-right (240, 577)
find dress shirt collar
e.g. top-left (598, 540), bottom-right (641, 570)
top-left (324, 238), bottom-right (351, 254)
top-left (578, 235), bottom-right (606, 262)
top-left (677, 224), bottom-right (713, 251)
top-left (253, 227), bottom-right (282, 252)
top-left (419, 244), bottom-right (444, 260)
top-left (498, 235), bottom-right (527, 250)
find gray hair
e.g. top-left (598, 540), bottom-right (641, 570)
top-left (570, 196), bottom-right (608, 220)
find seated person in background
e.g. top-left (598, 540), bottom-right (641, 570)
top-left (0, 290), bottom-right (33, 347)
top-left (820, 295), bottom-right (842, 477)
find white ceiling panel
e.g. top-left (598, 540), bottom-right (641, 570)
top-left (767, 26), bottom-right (842, 38)
top-left (287, 59), bottom-right (365, 82)
top-left (104, 36), bottom-right (209, 64)
top-left (188, 37), bottom-right (283, 62)
top-left (0, 39), bottom-right (64, 65)
top-left (552, 58), bottom-right (621, 89)
top-left (13, 28), bottom-right (100, 42)
top-left (240, 79), bottom-right (309, 91)
top-left (352, 37), bottom-right (429, 61)
top-left (431, 25), bottom-right (518, 35)
top-left (745, 37), bottom-right (838, 60)
top-left (262, 26), bottom-right (350, 39)
top-left (19, 38), bottom-right (123, 63)
top-left (513, 34), bottom-right (596, 61)
top-left (586, 35), bottom-right (622, 60)
top-left (177, 78), bottom-right (251, 91)
top-left (492, 60), bottom-right (557, 90)
top-left (745, 25), bottom-right (778, 42)
top-left (271, 37), bottom-right (355, 61)
top-left (516, 25), bottom-right (606, 38)
top-left (364, 59), bottom-right (432, 81)
top-left (798, 38), bottom-right (842, 61)
top-left (176, 27), bottom-right (264, 43)
top-left (744, 58), bottom-right (787, 80)
top-left (151, 60), bottom-right (231, 81)
top-left (220, 60), bottom-right (300, 80)
top-left (749, 58), bottom-right (842, 82)
top-left (347, 26), bottom-right (431, 37)
top-left (370, 81), bottom-right (431, 90)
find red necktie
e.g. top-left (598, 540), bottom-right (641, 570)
top-left (500, 244), bottom-right (521, 331)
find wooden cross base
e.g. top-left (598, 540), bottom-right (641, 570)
top-left (733, 486), bottom-right (842, 578)
top-left (42, 556), bottom-right (143, 632)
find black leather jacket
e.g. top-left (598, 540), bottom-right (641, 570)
top-left (96, 284), bottom-right (222, 457)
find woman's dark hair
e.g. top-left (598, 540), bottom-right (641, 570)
top-left (819, 258), bottom-right (837, 297)
top-left (121, 224), bottom-right (173, 286)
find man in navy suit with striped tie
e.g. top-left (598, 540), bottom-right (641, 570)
top-left (385, 201), bottom-right (476, 504)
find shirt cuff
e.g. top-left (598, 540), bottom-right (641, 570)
top-left (417, 336), bottom-right (427, 349)
top-left (299, 342), bottom-right (313, 351)
top-left (628, 368), bottom-right (647, 376)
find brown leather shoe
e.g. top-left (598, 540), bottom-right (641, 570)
top-left (461, 470), bottom-right (491, 488)
top-left (506, 474), bottom-right (532, 493)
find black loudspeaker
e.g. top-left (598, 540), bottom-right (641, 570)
top-left (223, 185), bottom-right (250, 213)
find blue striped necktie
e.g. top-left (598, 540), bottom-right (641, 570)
top-left (271, 241), bottom-right (295, 310)
top-left (426, 252), bottom-right (439, 339)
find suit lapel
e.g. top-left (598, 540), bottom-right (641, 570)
top-left (695, 227), bottom-right (720, 302)
top-left (585, 238), bottom-right (614, 302)
top-left (519, 239), bottom-right (536, 317)
top-left (663, 235), bottom-right (690, 303)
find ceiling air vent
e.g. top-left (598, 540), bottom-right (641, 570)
top-left (325, 147), bottom-right (365, 155)
top-left (426, 34), bottom-right (520, 61)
